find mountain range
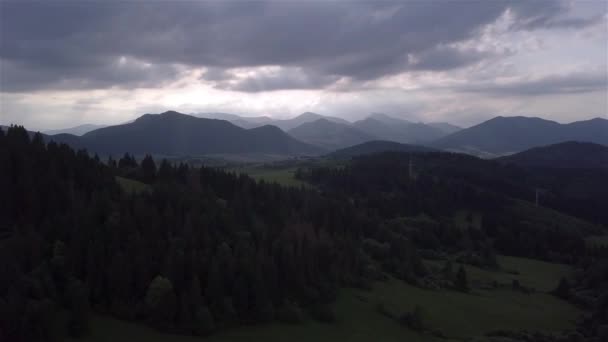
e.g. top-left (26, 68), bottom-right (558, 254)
top-left (196, 111), bottom-right (458, 146)
top-left (43, 124), bottom-right (107, 136)
top-left (5, 112), bottom-right (606, 158)
top-left (287, 119), bottom-right (373, 150)
top-left (432, 116), bottom-right (608, 156)
top-left (48, 111), bottom-right (321, 156)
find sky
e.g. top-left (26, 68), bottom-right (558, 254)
top-left (0, 0), bottom-right (606, 131)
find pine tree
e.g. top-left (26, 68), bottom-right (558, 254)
top-left (455, 266), bottom-right (469, 292)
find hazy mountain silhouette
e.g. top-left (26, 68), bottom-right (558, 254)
top-left (50, 111), bottom-right (321, 156)
top-left (288, 118), bottom-right (374, 150)
top-left (270, 112), bottom-right (351, 131)
top-left (353, 116), bottom-right (445, 143)
top-left (428, 122), bottom-right (462, 134)
top-left (194, 113), bottom-right (274, 129)
top-left (43, 124), bottom-right (107, 136)
top-left (432, 116), bottom-right (608, 155)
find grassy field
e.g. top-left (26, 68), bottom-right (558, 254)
top-left (425, 255), bottom-right (573, 292)
top-left (74, 256), bottom-right (578, 342)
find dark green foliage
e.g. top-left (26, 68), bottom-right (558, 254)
top-left (0, 124), bottom-right (605, 341)
top-left (551, 277), bottom-right (571, 300)
top-left (399, 305), bottom-right (425, 332)
top-left (455, 266), bottom-right (469, 292)
top-left (0, 125), bottom-right (366, 339)
top-left (276, 302), bottom-right (304, 324)
top-left (193, 306), bottom-right (215, 336)
top-left (442, 260), bottom-right (454, 281)
top-left (67, 278), bottom-right (89, 337)
top-left (512, 279), bottom-right (521, 291)
top-left (309, 304), bottom-right (336, 323)
top-left (140, 154), bottom-right (156, 183)
top-left (145, 276), bottom-right (177, 329)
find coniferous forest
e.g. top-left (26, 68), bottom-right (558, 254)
top-left (1, 125), bottom-right (607, 342)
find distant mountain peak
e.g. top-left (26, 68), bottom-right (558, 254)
top-left (368, 112), bottom-right (412, 124)
top-left (159, 110), bottom-right (184, 116)
top-left (55, 111), bottom-right (321, 156)
top-left (297, 112), bottom-right (322, 119)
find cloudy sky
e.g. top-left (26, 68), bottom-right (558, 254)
top-left (1, 0), bottom-right (606, 130)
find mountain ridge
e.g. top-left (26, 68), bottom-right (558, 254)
top-left (432, 116), bottom-right (608, 156)
top-left (54, 111), bottom-right (322, 156)
top-left (287, 118), bottom-right (374, 150)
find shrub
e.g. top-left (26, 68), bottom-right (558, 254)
top-left (399, 305), bottom-right (425, 332)
top-left (193, 306), bottom-right (215, 336)
top-left (276, 302), bottom-right (304, 324)
top-left (309, 304), bottom-right (336, 323)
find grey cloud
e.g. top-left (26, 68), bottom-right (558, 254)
top-left (218, 68), bottom-right (341, 92)
top-left (406, 46), bottom-right (498, 71)
top-left (509, 1), bottom-right (604, 30)
top-left (0, 58), bottom-right (183, 92)
top-left (458, 71), bottom-right (607, 96)
top-left (0, 0), bottom-right (603, 92)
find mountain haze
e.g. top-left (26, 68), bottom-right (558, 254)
top-left (270, 112), bottom-right (351, 131)
top-left (44, 124), bottom-right (107, 136)
top-left (428, 122), bottom-right (462, 134)
top-left (353, 116), bottom-right (445, 143)
top-left (194, 113), bottom-right (274, 129)
top-left (288, 119), bottom-right (374, 150)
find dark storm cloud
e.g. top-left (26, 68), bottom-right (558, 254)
top-left (458, 72), bottom-right (608, 96)
top-left (0, 0), bottom-right (601, 92)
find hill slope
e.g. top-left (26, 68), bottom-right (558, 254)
top-left (288, 119), bottom-right (374, 150)
top-left (194, 112), bottom-right (274, 129)
top-left (353, 116), bottom-right (445, 143)
top-left (497, 141), bottom-right (608, 169)
top-left (53, 111), bottom-right (321, 156)
top-left (432, 116), bottom-right (608, 155)
top-left (329, 140), bottom-right (436, 158)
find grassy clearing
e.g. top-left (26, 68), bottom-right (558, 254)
top-left (115, 176), bottom-right (149, 194)
top-left (76, 256), bottom-right (578, 342)
top-left (426, 255), bottom-right (573, 292)
top-left (371, 278), bottom-right (576, 340)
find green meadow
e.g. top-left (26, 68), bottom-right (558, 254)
top-left (75, 256), bottom-right (578, 342)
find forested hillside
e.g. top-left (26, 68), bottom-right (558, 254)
top-left (1, 126), bottom-right (606, 342)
